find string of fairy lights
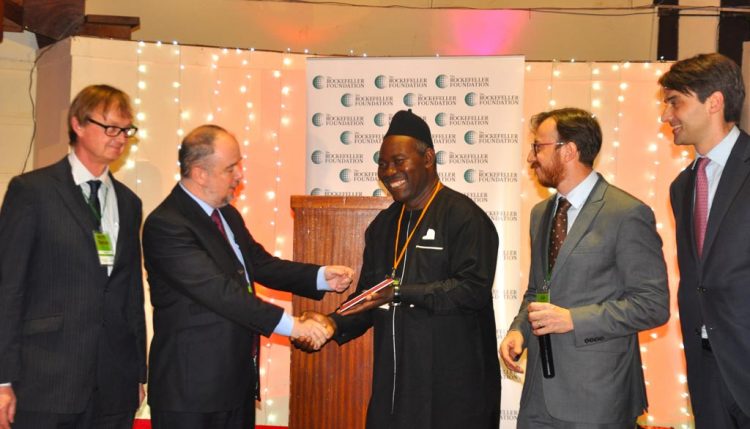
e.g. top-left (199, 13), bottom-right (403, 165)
top-left (129, 39), bottom-right (300, 425)
top-left (525, 59), bottom-right (694, 428)
top-left (123, 37), bottom-right (696, 427)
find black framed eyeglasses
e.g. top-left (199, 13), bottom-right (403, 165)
top-left (531, 141), bottom-right (566, 155)
top-left (86, 117), bottom-right (139, 138)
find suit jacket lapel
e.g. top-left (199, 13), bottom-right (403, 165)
top-left (111, 176), bottom-right (131, 269)
top-left (49, 158), bottom-right (100, 238)
top-left (702, 132), bottom-right (750, 260)
top-left (221, 206), bottom-right (255, 283)
top-left (550, 176), bottom-right (606, 282)
top-left (48, 158), bottom-right (109, 280)
top-left (172, 185), bottom-right (238, 263)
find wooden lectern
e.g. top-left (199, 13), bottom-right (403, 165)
top-left (289, 195), bottom-right (392, 429)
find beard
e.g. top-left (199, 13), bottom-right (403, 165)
top-left (531, 156), bottom-right (564, 188)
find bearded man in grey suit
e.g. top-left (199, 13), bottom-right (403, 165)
top-left (500, 107), bottom-right (669, 428)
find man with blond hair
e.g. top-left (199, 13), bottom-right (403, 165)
top-left (0, 84), bottom-right (146, 429)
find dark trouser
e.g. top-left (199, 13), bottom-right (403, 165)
top-left (692, 346), bottom-right (750, 429)
top-left (151, 404), bottom-right (254, 429)
top-left (12, 391), bottom-right (134, 429)
top-left (517, 356), bottom-right (636, 429)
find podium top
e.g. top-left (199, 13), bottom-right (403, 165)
top-left (290, 195), bottom-right (393, 211)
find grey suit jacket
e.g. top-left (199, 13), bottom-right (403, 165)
top-left (510, 175), bottom-right (669, 424)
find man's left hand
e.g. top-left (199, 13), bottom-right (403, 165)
top-left (527, 302), bottom-right (574, 335)
top-left (324, 266), bottom-right (355, 292)
top-left (338, 286), bottom-right (394, 316)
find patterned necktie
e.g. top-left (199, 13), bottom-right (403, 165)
top-left (210, 209), bottom-right (228, 241)
top-left (87, 180), bottom-right (102, 222)
top-left (694, 157), bottom-right (710, 258)
top-left (549, 197), bottom-right (572, 271)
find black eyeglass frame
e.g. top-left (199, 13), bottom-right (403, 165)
top-left (86, 117), bottom-right (139, 138)
top-left (531, 141), bottom-right (567, 155)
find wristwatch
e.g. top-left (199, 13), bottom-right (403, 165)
top-left (392, 280), bottom-right (401, 306)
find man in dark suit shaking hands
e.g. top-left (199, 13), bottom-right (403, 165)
top-left (661, 53), bottom-right (750, 428)
top-left (143, 124), bottom-right (353, 429)
top-left (0, 85), bottom-right (147, 429)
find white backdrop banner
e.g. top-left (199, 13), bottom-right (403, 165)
top-left (306, 56), bottom-right (525, 427)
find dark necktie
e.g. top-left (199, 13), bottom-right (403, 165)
top-left (548, 197), bottom-right (572, 271)
top-left (87, 180), bottom-right (102, 223)
top-left (694, 157), bottom-right (709, 258)
top-left (210, 209), bottom-right (228, 241)
top-left (211, 208), bottom-right (259, 397)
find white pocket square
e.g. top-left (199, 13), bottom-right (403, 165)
top-left (422, 228), bottom-right (436, 240)
top-left (416, 245), bottom-right (443, 250)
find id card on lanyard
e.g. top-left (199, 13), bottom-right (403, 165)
top-left (93, 231), bottom-right (115, 266)
top-left (86, 183), bottom-right (114, 266)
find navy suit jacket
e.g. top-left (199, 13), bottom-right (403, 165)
top-left (143, 184), bottom-right (324, 412)
top-left (671, 129), bottom-right (750, 417)
top-left (0, 157), bottom-right (146, 414)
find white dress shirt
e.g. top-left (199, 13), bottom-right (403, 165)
top-left (554, 170), bottom-right (600, 233)
top-left (69, 152), bottom-right (119, 275)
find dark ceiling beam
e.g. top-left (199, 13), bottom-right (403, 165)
top-left (2, 0), bottom-right (25, 43)
top-left (1, 0), bottom-right (139, 47)
top-left (78, 14), bottom-right (140, 41)
top-left (26, 0), bottom-right (82, 37)
top-left (719, 0), bottom-right (750, 66)
top-left (656, 0), bottom-right (679, 61)
top-left (23, 0), bottom-right (84, 47)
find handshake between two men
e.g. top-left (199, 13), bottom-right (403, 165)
top-left (286, 265), bottom-right (362, 350)
top-left (291, 282), bottom-right (397, 352)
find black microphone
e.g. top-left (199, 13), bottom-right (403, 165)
top-left (538, 333), bottom-right (555, 378)
top-left (536, 282), bottom-right (555, 378)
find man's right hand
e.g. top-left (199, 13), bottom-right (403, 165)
top-left (499, 330), bottom-right (525, 373)
top-left (292, 311), bottom-right (337, 352)
top-left (291, 312), bottom-right (334, 350)
top-left (0, 385), bottom-right (16, 429)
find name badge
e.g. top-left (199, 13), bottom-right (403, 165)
top-left (93, 231), bottom-right (114, 266)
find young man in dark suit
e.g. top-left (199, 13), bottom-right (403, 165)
top-left (143, 124), bottom-right (353, 429)
top-left (661, 53), bottom-right (750, 428)
top-left (0, 84), bottom-right (147, 429)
